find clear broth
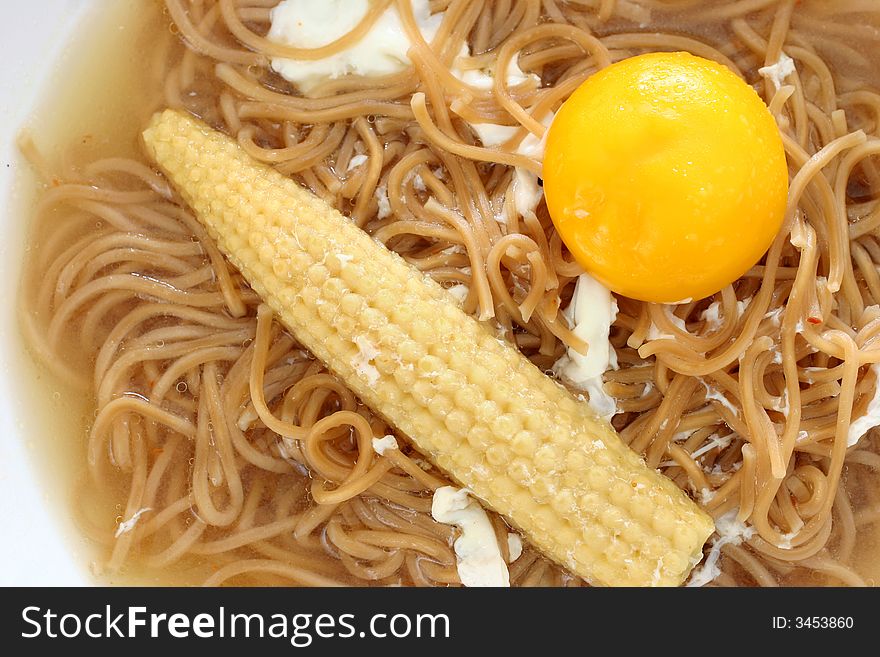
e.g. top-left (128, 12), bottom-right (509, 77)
top-left (16, 0), bottom-right (206, 585)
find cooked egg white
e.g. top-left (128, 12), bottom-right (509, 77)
top-left (702, 382), bottom-right (740, 418)
top-left (506, 533), bottom-right (523, 563)
top-left (450, 58), bottom-right (550, 222)
top-left (469, 122), bottom-right (520, 149)
top-left (466, 113), bottom-right (553, 221)
top-left (374, 183), bottom-right (392, 219)
top-left (347, 154), bottom-right (368, 171)
top-left (446, 283), bottom-right (469, 304)
top-left (759, 51), bottom-right (796, 90)
top-left (553, 273), bottom-right (619, 420)
top-left (511, 118), bottom-right (551, 220)
top-left (452, 48), bottom-right (540, 91)
top-left (114, 507), bottom-right (152, 538)
top-left (371, 434), bottom-right (398, 455)
top-left (646, 305), bottom-right (688, 341)
top-left (352, 335), bottom-right (381, 385)
top-left (848, 363), bottom-right (880, 447)
top-left (431, 486), bottom-right (510, 587)
top-left (686, 509), bottom-right (754, 587)
top-left (268, 0), bottom-right (441, 93)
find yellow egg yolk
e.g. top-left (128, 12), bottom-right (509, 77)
top-left (543, 51), bottom-right (789, 303)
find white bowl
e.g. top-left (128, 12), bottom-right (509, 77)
top-left (4, 1), bottom-right (877, 590)
top-left (0, 0), bottom-right (98, 586)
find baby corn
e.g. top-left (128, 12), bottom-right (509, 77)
top-left (143, 109), bottom-right (713, 586)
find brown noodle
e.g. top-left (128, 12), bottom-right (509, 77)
top-left (19, 0), bottom-right (880, 586)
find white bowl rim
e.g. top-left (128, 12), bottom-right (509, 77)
top-left (0, 0), bottom-right (100, 587)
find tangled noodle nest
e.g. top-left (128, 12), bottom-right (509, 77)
top-left (20, 0), bottom-right (880, 586)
